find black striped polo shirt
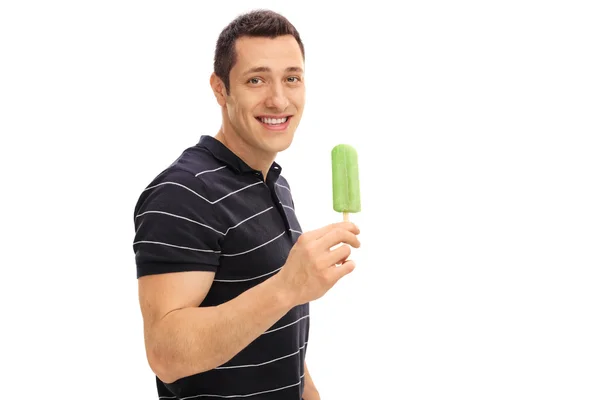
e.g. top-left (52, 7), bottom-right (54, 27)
top-left (132, 135), bottom-right (309, 399)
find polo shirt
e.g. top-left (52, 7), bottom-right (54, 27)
top-left (132, 135), bottom-right (309, 399)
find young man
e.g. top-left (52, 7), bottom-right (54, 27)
top-left (132, 10), bottom-right (360, 400)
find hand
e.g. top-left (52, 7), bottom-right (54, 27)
top-left (276, 221), bottom-right (361, 306)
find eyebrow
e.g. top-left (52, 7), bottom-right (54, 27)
top-left (243, 66), bottom-right (304, 75)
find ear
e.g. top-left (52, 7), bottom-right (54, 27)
top-left (210, 72), bottom-right (227, 107)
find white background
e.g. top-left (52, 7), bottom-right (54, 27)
top-left (1, 1), bottom-right (599, 399)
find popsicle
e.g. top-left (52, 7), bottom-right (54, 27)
top-left (331, 144), bottom-right (361, 221)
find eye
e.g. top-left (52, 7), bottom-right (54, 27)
top-left (248, 77), bottom-right (263, 85)
top-left (287, 76), bottom-right (301, 83)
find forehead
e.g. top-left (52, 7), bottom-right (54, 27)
top-left (233, 35), bottom-right (304, 73)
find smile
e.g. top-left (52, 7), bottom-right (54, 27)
top-left (258, 116), bottom-right (289, 125)
top-left (256, 116), bottom-right (292, 131)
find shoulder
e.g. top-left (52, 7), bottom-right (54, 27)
top-left (133, 146), bottom-right (230, 225)
top-left (275, 174), bottom-right (293, 192)
top-left (275, 174), bottom-right (297, 199)
top-left (274, 174), bottom-right (299, 213)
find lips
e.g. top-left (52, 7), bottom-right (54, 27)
top-left (255, 115), bottom-right (292, 131)
top-left (257, 116), bottom-right (289, 124)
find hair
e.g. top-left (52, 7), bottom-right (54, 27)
top-left (213, 9), bottom-right (305, 94)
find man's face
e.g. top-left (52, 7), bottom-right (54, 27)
top-left (223, 35), bottom-right (305, 156)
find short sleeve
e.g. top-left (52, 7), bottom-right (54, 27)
top-left (132, 170), bottom-right (225, 278)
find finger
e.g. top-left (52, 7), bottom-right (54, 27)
top-left (326, 259), bottom-right (356, 283)
top-left (317, 228), bottom-right (361, 251)
top-left (322, 244), bottom-right (352, 267)
top-left (302, 222), bottom-right (360, 240)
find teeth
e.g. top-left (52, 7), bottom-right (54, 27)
top-left (260, 117), bottom-right (288, 125)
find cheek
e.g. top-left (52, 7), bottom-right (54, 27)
top-left (237, 94), bottom-right (259, 113)
top-left (291, 90), bottom-right (306, 108)
top-left (227, 90), bottom-right (265, 125)
top-left (226, 105), bottom-right (236, 122)
top-left (226, 98), bottom-right (248, 124)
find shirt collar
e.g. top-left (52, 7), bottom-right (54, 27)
top-left (196, 135), bottom-right (283, 179)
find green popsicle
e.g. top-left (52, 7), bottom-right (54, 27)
top-left (331, 144), bottom-right (361, 221)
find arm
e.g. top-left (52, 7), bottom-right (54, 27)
top-left (133, 174), bottom-right (359, 384)
top-left (302, 362), bottom-right (321, 400)
top-left (134, 173), bottom-right (297, 383)
top-left (139, 270), bottom-right (295, 383)
top-left (137, 218), bottom-right (359, 384)
top-left (134, 170), bottom-right (294, 383)
top-left (138, 223), bottom-right (360, 384)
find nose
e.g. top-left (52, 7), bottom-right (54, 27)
top-left (265, 83), bottom-right (289, 111)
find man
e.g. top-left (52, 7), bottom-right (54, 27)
top-left (132, 9), bottom-right (360, 400)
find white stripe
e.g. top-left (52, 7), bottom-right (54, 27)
top-left (144, 181), bottom-right (262, 204)
top-left (215, 341), bottom-right (308, 370)
top-left (136, 208), bottom-right (277, 237)
top-left (176, 373), bottom-right (305, 399)
top-left (135, 211), bottom-right (226, 235)
top-left (133, 240), bottom-right (220, 253)
top-left (213, 230), bottom-right (300, 283)
top-left (280, 203), bottom-right (295, 211)
top-left (213, 266), bottom-right (282, 283)
top-left (195, 165), bottom-right (227, 177)
top-left (275, 183), bottom-right (291, 192)
top-left (221, 231), bottom-right (285, 257)
top-left (264, 315), bottom-right (310, 335)
top-left (225, 207), bottom-right (274, 235)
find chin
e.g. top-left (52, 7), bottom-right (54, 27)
top-left (252, 121), bottom-right (297, 153)
top-left (261, 131), bottom-right (294, 153)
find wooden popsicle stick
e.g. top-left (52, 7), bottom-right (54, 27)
top-left (343, 212), bottom-right (349, 222)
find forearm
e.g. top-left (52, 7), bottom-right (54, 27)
top-left (149, 274), bottom-right (295, 383)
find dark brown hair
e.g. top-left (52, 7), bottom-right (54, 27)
top-left (214, 9), bottom-right (305, 94)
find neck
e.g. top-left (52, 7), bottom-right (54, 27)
top-left (214, 127), bottom-right (275, 181)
